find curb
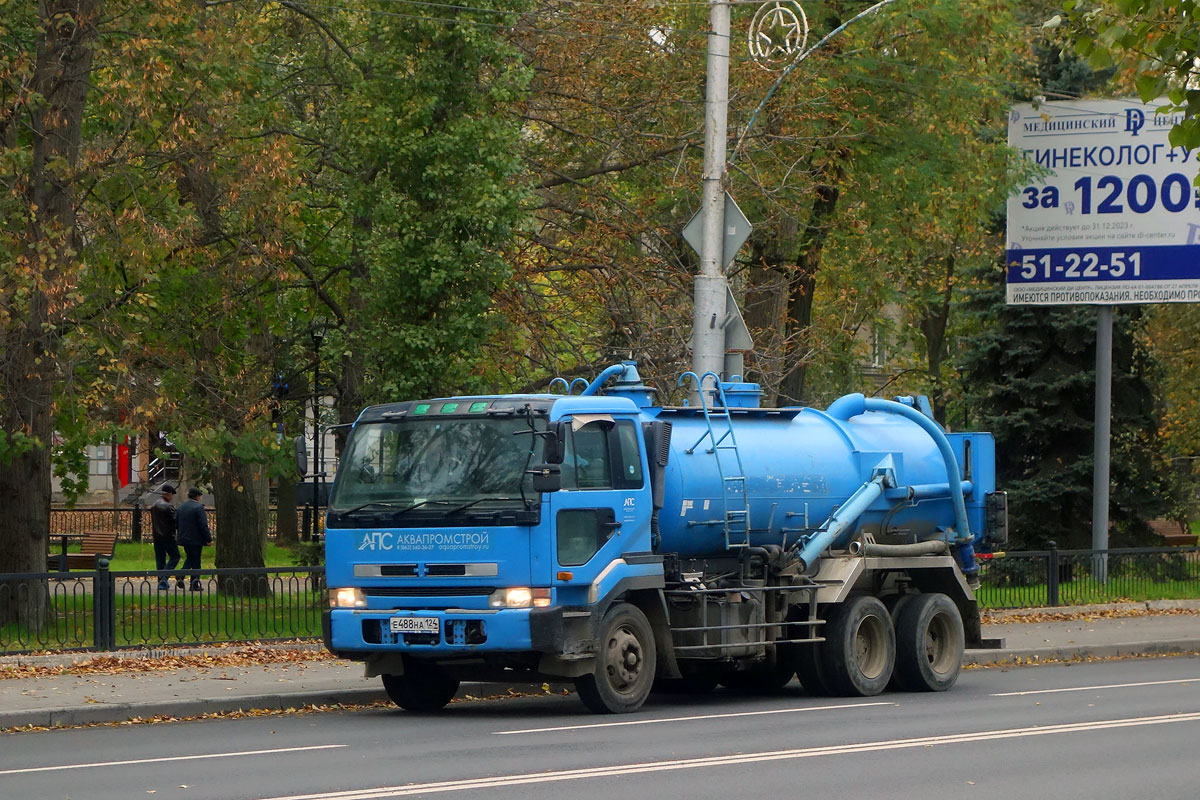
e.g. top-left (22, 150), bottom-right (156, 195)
top-left (0, 687), bottom-right (389, 730)
top-left (0, 641), bottom-right (325, 670)
top-left (963, 639), bottom-right (1200, 666)
top-left (982, 599), bottom-right (1200, 619)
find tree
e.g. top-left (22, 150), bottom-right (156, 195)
top-left (1058, 0), bottom-right (1200, 153)
top-left (280, 2), bottom-right (532, 420)
top-left (1142, 304), bottom-right (1200, 514)
top-left (135, 4), bottom-right (316, 577)
top-left (0, 0), bottom-right (101, 627)
top-left (958, 259), bottom-right (1172, 548)
top-left (806, 0), bottom-right (1028, 414)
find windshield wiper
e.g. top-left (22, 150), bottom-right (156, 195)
top-left (440, 496), bottom-right (526, 516)
top-left (344, 500), bottom-right (442, 515)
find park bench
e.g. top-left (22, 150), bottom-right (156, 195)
top-left (46, 530), bottom-right (119, 572)
top-left (1148, 518), bottom-right (1199, 547)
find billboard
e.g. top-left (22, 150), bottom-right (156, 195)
top-left (1006, 99), bottom-right (1200, 305)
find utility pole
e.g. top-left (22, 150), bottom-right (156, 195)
top-left (1092, 306), bottom-right (1113, 581)
top-left (691, 0), bottom-right (732, 388)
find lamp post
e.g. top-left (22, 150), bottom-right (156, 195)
top-left (309, 326), bottom-right (325, 542)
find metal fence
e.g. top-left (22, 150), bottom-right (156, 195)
top-left (1, 563), bottom-right (324, 654)
top-left (49, 507), bottom-right (322, 543)
top-left (4, 545), bottom-right (1199, 655)
top-left (976, 544), bottom-right (1200, 609)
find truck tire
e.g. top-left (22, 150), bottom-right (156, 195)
top-left (794, 641), bottom-right (832, 696)
top-left (381, 667), bottom-right (460, 712)
top-left (820, 595), bottom-right (895, 697)
top-left (791, 605), bottom-right (831, 696)
top-left (884, 594), bottom-right (916, 691)
top-left (892, 592), bottom-right (964, 692)
top-left (576, 603), bottom-right (657, 713)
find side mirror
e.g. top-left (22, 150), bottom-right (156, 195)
top-left (541, 422), bottom-right (566, 465)
top-left (528, 464), bottom-right (562, 493)
top-left (294, 435), bottom-right (308, 478)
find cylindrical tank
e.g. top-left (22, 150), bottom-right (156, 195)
top-left (648, 404), bottom-right (972, 558)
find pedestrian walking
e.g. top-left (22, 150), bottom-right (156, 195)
top-left (177, 487), bottom-right (213, 592)
top-left (150, 484), bottom-right (181, 590)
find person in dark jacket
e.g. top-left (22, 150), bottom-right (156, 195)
top-left (177, 487), bottom-right (213, 591)
top-left (150, 484), bottom-right (181, 590)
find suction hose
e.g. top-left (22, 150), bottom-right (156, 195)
top-left (826, 393), bottom-right (976, 576)
top-left (848, 540), bottom-right (950, 557)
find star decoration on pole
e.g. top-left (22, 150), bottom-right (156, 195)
top-left (749, 1), bottom-right (809, 69)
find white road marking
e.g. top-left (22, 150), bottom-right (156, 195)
top-left (493, 701), bottom-right (895, 735)
top-left (257, 712), bottom-right (1200, 800)
top-left (991, 677), bottom-right (1200, 697)
top-left (0, 744), bottom-right (346, 776)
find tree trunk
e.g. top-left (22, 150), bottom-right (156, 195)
top-left (337, 250), bottom-right (369, 430)
top-left (777, 179), bottom-right (841, 405)
top-left (275, 476), bottom-right (299, 546)
top-left (0, 0), bottom-right (100, 629)
top-left (213, 445), bottom-right (270, 596)
top-left (742, 216), bottom-right (797, 405)
top-left (918, 255), bottom-right (956, 427)
top-left (0, 420), bottom-right (52, 631)
top-left (110, 435), bottom-right (121, 527)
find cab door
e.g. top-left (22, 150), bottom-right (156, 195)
top-left (548, 416), bottom-right (649, 593)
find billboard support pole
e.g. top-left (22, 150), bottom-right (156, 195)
top-left (1091, 305), bottom-right (1113, 582)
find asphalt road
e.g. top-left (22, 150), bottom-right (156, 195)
top-left (5, 656), bottom-right (1200, 800)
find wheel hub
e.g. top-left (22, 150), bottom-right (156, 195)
top-left (606, 626), bottom-right (643, 690)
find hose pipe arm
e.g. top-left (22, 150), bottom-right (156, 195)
top-left (825, 393), bottom-right (972, 545)
top-left (580, 364), bottom-right (628, 396)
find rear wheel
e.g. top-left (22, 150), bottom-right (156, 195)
top-left (821, 596), bottom-right (895, 696)
top-left (892, 593), bottom-right (964, 692)
top-left (793, 604), bottom-right (832, 697)
top-left (794, 641), bottom-right (832, 696)
top-left (381, 666), bottom-right (460, 712)
top-left (576, 603), bottom-right (657, 713)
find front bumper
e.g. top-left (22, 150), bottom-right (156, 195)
top-left (325, 605), bottom-right (577, 656)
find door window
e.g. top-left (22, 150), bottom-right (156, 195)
top-left (557, 508), bottom-right (618, 566)
top-left (560, 419), bottom-right (644, 491)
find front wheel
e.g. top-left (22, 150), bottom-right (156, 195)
top-left (576, 603), bottom-right (657, 713)
top-left (381, 666), bottom-right (460, 712)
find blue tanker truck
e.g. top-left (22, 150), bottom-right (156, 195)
top-left (321, 362), bottom-right (1006, 713)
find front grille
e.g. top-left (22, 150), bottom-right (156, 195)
top-left (364, 586), bottom-right (495, 597)
top-left (426, 564), bottom-right (466, 576)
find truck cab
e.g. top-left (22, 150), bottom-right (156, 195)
top-left (323, 393), bottom-right (664, 712)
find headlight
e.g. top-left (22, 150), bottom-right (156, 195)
top-left (488, 587), bottom-right (551, 608)
top-left (329, 587), bottom-right (366, 608)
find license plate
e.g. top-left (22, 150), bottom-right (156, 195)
top-left (389, 616), bottom-right (440, 634)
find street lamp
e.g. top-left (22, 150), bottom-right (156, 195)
top-left (309, 325), bottom-right (325, 542)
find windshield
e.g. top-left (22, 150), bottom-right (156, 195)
top-left (328, 417), bottom-right (543, 519)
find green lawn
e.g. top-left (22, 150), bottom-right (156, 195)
top-left (49, 541), bottom-right (305, 570)
top-left (977, 578), bottom-right (1200, 609)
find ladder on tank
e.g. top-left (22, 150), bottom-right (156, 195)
top-left (679, 371), bottom-right (750, 549)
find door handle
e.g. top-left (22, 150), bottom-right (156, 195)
top-left (600, 520), bottom-right (621, 539)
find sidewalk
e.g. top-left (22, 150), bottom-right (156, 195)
top-left (2, 601), bottom-right (1198, 730)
